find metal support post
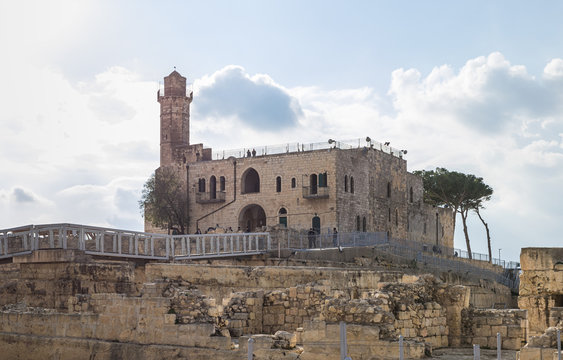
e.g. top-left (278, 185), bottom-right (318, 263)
top-left (399, 334), bottom-right (404, 360)
top-left (340, 321), bottom-right (348, 360)
top-left (557, 329), bottom-right (561, 360)
top-left (497, 332), bottom-right (501, 360)
top-left (473, 344), bottom-right (480, 360)
top-left (247, 338), bottom-right (254, 360)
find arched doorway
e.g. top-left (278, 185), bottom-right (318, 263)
top-left (312, 215), bottom-right (320, 234)
top-left (239, 204), bottom-right (267, 232)
top-left (278, 208), bottom-right (287, 228)
top-left (241, 168), bottom-right (260, 194)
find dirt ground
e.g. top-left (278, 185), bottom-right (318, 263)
top-left (431, 347), bottom-right (518, 360)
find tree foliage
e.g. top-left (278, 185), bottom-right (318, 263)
top-left (413, 168), bottom-right (493, 259)
top-left (139, 167), bottom-right (188, 234)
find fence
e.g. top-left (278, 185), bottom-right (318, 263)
top-left (282, 230), bottom-right (519, 290)
top-left (212, 138), bottom-right (406, 161)
top-left (1, 224), bottom-right (518, 289)
top-left (0, 223), bottom-right (270, 261)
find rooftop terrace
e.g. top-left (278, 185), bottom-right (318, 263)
top-left (211, 138), bottom-right (407, 161)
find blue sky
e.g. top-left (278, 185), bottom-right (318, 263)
top-left (1, 1), bottom-right (563, 262)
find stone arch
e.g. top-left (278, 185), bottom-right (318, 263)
top-left (239, 204), bottom-right (266, 232)
top-left (241, 168), bottom-right (260, 194)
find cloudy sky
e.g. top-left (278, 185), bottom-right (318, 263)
top-left (1, 1), bottom-right (562, 261)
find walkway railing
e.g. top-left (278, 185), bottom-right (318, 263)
top-left (289, 231), bottom-right (519, 290)
top-left (0, 224), bottom-right (270, 261)
top-left (212, 138), bottom-right (406, 161)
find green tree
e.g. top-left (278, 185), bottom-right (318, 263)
top-left (139, 167), bottom-right (188, 234)
top-left (413, 168), bottom-right (493, 259)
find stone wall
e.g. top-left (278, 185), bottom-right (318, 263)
top-left (262, 285), bottom-right (328, 334)
top-left (461, 308), bottom-right (528, 350)
top-left (222, 291), bottom-right (264, 336)
top-left (2, 250), bottom-right (137, 310)
top-left (518, 247), bottom-right (563, 335)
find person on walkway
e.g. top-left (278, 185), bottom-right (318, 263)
top-left (308, 228), bottom-right (316, 248)
top-left (332, 228), bottom-right (338, 247)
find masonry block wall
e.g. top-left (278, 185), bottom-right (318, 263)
top-left (461, 308), bottom-right (528, 350)
top-left (518, 247), bottom-right (563, 336)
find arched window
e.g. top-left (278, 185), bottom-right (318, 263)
top-left (362, 217), bottom-right (366, 232)
top-left (350, 176), bottom-right (355, 194)
top-left (319, 172), bottom-right (327, 187)
top-left (291, 177), bottom-right (296, 188)
top-left (344, 175), bottom-right (348, 192)
top-left (356, 215), bottom-right (361, 231)
top-left (278, 208), bottom-right (287, 228)
top-left (210, 176), bottom-right (217, 199)
top-left (276, 176), bottom-right (282, 193)
top-left (198, 178), bottom-right (206, 193)
top-left (310, 174), bottom-right (318, 195)
top-left (220, 176), bottom-right (226, 192)
top-left (241, 168), bottom-right (260, 194)
top-left (387, 182), bottom-right (391, 198)
top-left (409, 187), bottom-right (413, 203)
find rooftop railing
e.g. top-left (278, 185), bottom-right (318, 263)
top-left (211, 138), bottom-right (406, 161)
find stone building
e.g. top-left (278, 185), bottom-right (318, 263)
top-left (146, 70), bottom-right (454, 249)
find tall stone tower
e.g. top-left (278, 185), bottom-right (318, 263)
top-left (158, 70), bottom-right (193, 166)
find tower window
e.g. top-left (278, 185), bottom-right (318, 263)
top-left (291, 177), bottom-right (296, 188)
top-left (395, 209), bottom-right (398, 226)
top-left (356, 215), bottom-right (361, 231)
top-left (276, 176), bottom-right (282, 193)
top-left (409, 187), bottom-right (413, 203)
top-left (362, 217), bottom-right (366, 232)
top-left (350, 176), bottom-right (354, 194)
top-left (387, 182), bottom-right (391, 198)
top-left (198, 178), bottom-right (206, 193)
top-left (344, 175), bottom-right (348, 192)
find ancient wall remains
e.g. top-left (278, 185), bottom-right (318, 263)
top-left (461, 308), bottom-right (528, 350)
top-left (518, 247), bottom-right (563, 336)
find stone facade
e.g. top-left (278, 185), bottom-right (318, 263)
top-left (147, 71), bottom-right (454, 251)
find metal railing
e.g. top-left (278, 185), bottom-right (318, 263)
top-left (212, 138), bottom-right (406, 161)
top-left (302, 186), bottom-right (330, 199)
top-left (0, 223), bottom-right (270, 261)
top-left (284, 231), bottom-right (519, 290)
top-left (195, 191), bottom-right (226, 203)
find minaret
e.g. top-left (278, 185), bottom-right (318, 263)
top-left (158, 70), bottom-right (193, 166)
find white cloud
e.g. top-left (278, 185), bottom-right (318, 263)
top-left (543, 59), bottom-right (563, 79)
